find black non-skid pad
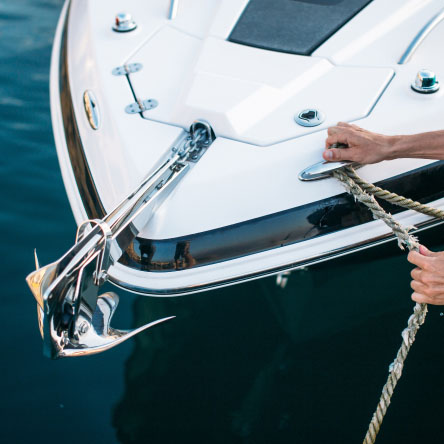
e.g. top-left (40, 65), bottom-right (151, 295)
top-left (229, 0), bottom-right (373, 55)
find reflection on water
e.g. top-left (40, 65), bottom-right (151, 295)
top-left (113, 248), bottom-right (444, 443)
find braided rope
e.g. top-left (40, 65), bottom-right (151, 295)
top-left (343, 166), bottom-right (444, 220)
top-left (332, 169), bottom-right (420, 250)
top-left (332, 167), bottom-right (428, 444)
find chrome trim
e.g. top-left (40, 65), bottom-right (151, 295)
top-left (298, 160), bottom-right (358, 181)
top-left (168, 0), bottom-right (179, 20)
top-left (83, 90), bottom-right (100, 130)
top-left (59, 2), bottom-right (105, 219)
top-left (109, 215), bottom-right (444, 297)
top-left (365, 71), bottom-right (395, 116)
top-left (398, 8), bottom-right (444, 64)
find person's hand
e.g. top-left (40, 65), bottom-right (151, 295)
top-left (323, 122), bottom-right (397, 164)
top-left (408, 245), bottom-right (444, 305)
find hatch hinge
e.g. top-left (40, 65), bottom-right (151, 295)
top-left (125, 99), bottom-right (159, 114)
top-left (112, 62), bottom-right (143, 76)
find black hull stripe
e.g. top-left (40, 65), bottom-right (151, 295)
top-left (120, 161), bottom-right (444, 272)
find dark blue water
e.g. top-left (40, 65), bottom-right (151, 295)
top-left (1, 1), bottom-right (443, 443)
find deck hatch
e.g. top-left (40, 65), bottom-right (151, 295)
top-left (229, 0), bottom-right (374, 56)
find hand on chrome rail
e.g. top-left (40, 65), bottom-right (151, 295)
top-left (408, 245), bottom-right (444, 305)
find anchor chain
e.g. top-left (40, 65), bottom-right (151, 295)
top-left (332, 166), bottom-right (431, 444)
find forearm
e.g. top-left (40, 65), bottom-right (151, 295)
top-left (388, 130), bottom-right (444, 160)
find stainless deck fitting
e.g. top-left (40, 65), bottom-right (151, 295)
top-left (411, 69), bottom-right (440, 94)
top-left (83, 91), bottom-right (100, 130)
top-left (295, 109), bottom-right (325, 127)
top-left (299, 160), bottom-right (358, 181)
top-left (125, 99), bottom-right (158, 114)
top-left (112, 63), bottom-right (143, 76)
top-left (26, 121), bottom-right (216, 358)
top-left (112, 12), bottom-right (137, 32)
top-left (399, 7), bottom-right (444, 64)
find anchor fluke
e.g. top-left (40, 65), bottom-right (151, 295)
top-left (26, 253), bottom-right (176, 359)
top-left (58, 292), bottom-right (175, 358)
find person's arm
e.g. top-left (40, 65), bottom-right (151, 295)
top-left (323, 122), bottom-right (444, 164)
top-left (324, 123), bottom-right (444, 305)
top-left (408, 245), bottom-right (444, 305)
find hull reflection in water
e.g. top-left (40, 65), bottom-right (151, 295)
top-left (111, 243), bottom-right (444, 443)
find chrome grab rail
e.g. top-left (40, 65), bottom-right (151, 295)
top-left (298, 143), bottom-right (360, 181)
top-left (398, 7), bottom-right (444, 64)
top-left (26, 121), bottom-right (215, 358)
top-left (299, 160), bottom-right (358, 181)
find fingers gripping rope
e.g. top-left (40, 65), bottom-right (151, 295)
top-left (332, 167), bottom-right (428, 444)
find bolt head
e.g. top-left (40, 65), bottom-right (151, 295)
top-left (411, 69), bottom-right (439, 94)
top-left (93, 270), bottom-right (107, 286)
top-left (113, 12), bottom-right (137, 32)
top-left (78, 321), bottom-right (89, 335)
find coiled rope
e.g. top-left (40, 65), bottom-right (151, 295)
top-left (331, 165), bottom-right (442, 444)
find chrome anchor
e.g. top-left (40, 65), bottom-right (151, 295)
top-left (26, 121), bottom-right (215, 358)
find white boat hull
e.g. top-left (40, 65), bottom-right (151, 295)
top-left (51, 0), bottom-right (444, 295)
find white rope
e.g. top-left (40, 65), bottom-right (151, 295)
top-left (332, 167), bottom-right (429, 444)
